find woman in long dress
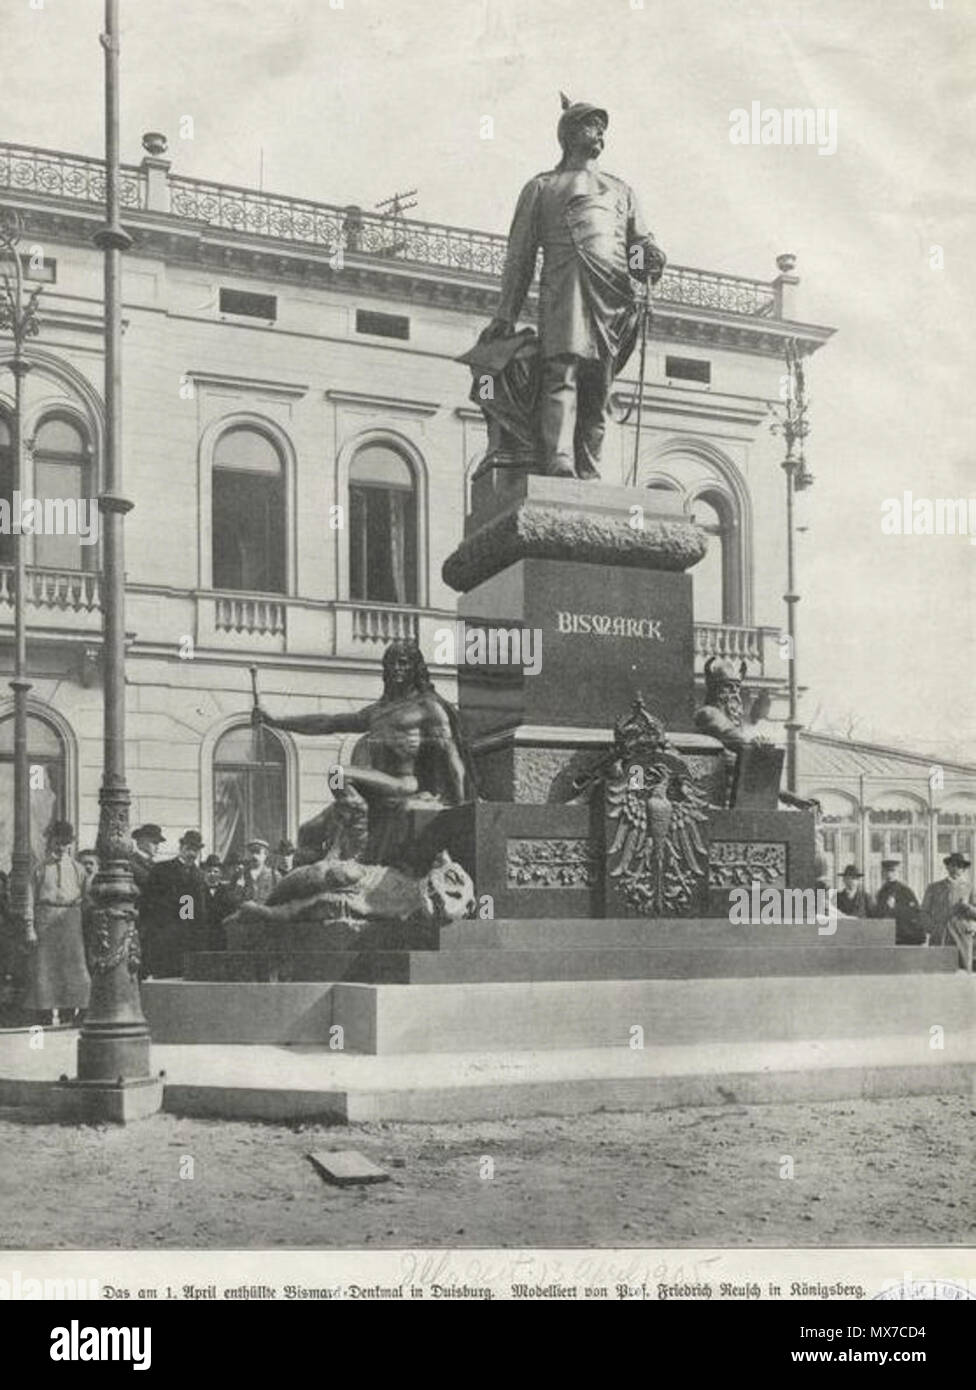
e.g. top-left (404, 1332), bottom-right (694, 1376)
top-left (24, 820), bottom-right (90, 1026)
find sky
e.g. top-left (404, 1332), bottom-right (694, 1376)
top-left (1, 0), bottom-right (973, 760)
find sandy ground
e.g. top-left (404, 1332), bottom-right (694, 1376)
top-left (0, 1093), bottom-right (973, 1249)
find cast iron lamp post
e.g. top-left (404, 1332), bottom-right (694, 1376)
top-left (0, 213), bottom-right (41, 961)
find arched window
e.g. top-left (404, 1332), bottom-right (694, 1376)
top-left (33, 415), bottom-right (95, 571)
top-left (212, 427), bottom-right (285, 594)
top-left (0, 713), bottom-right (66, 865)
top-left (349, 444), bottom-right (417, 604)
top-left (212, 723), bottom-right (287, 861)
top-left (0, 414), bottom-right (12, 567)
top-left (690, 489), bottom-right (739, 625)
top-left (809, 790), bottom-right (860, 886)
top-left (937, 798), bottom-right (976, 867)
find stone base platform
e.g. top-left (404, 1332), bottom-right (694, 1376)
top-left (142, 970), bottom-right (974, 1053)
top-left (2, 1014), bottom-right (973, 1124)
top-left (185, 915), bottom-right (956, 985)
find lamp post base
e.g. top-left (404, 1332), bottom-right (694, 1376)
top-left (54, 1073), bottom-right (164, 1125)
top-left (77, 1020), bottom-right (154, 1083)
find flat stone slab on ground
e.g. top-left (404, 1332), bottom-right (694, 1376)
top-left (308, 1149), bottom-right (390, 1186)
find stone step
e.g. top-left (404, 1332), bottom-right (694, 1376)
top-left (158, 1034), bottom-right (976, 1122)
top-left (3, 1032), bottom-right (974, 1124)
top-left (222, 915), bottom-right (896, 954)
top-left (185, 943), bottom-right (956, 984)
top-left (143, 971), bottom-right (976, 1052)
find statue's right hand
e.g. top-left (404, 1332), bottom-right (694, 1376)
top-left (482, 316), bottom-right (514, 342)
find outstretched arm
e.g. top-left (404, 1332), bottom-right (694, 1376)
top-left (254, 704), bottom-right (372, 737)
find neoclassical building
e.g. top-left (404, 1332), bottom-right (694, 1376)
top-left (0, 135), bottom-right (969, 888)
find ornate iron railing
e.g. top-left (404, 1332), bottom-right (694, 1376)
top-left (0, 142), bottom-right (144, 211)
top-left (0, 141), bottom-right (778, 318)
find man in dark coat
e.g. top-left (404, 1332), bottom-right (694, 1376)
top-left (131, 823), bottom-right (166, 979)
top-left (921, 852), bottom-right (976, 948)
top-left (871, 857), bottom-right (923, 944)
top-left (202, 854), bottom-right (240, 952)
top-left (141, 829), bottom-right (207, 978)
top-left (836, 864), bottom-right (872, 918)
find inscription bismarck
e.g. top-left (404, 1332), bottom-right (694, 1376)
top-left (555, 611), bottom-right (664, 640)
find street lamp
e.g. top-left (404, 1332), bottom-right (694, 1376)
top-left (771, 336), bottom-right (813, 794)
top-left (0, 213), bottom-right (41, 962)
top-left (71, 0), bottom-right (161, 1121)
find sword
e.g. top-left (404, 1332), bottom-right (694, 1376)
top-left (629, 285), bottom-right (651, 487)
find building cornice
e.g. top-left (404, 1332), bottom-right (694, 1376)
top-left (188, 370), bottom-right (309, 399)
top-left (0, 192), bottom-right (835, 361)
top-left (325, 388), bottom-right (440, 418)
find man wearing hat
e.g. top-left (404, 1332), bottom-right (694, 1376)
top-left (871, 858), bottom-right (923, 945)
top-left (141, 829), bottom-right (207, 977)
top-left (23, 820), bottom-right (90, 1025)
top-left (482, 94), bottom-right (666, 479)
top-left (920, 852), bottom-right (976, 949)
top-left (201, 854), bottom-right (240, 951)
top-left (837, 865), bottom-right (872, 918)
top-left (130, 824), bottom-right (165, 979)
top-left (273, 839), bottom-right (295, 884)
top-left (131, 824), bottom-right (165, 895)
top-left (241, 838), bottom-right (275, 906)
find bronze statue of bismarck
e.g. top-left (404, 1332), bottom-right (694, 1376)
top-left (463, 94), bottom-right (666, 480)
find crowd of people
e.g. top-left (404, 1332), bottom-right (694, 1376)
top-left (0, 821), bottom-right (296, 1027)
top-left (835, 853), bottom-right (976, 947)
top-left (1, 828), bottom-right (973, 1029)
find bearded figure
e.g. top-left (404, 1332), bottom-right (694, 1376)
top-left (253, 640), bottom-right (476, 867)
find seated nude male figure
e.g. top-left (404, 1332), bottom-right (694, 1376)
top-left (252, 640), bottom-right (472, 866)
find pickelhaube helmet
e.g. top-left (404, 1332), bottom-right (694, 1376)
top-left (557, 91), bottom-right (609, 148)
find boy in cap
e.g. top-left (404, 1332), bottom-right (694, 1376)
top-left (273, 838), bottom-right (296, 882)
top-left (871, 858), bottom-right (923, 944)
top-left (921, 852), bottom-right (976, 949)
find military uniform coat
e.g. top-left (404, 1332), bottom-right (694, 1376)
top-left (872, 879), bottom-right (923, 944)
top-left (497, 167), bottom-right (663, 366)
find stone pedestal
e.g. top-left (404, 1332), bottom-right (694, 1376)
top-left (444, 470), bottom-right (709, 796)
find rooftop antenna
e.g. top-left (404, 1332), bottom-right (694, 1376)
top-left (376, 188), bottom-right (419, 220)
top-left (375, 188), bottom-right (418, 259)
